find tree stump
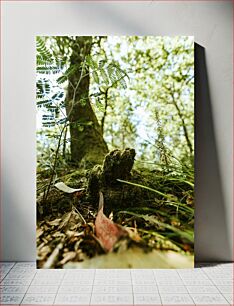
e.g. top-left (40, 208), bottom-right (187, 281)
top-left (87, 148), bottom-right (142, 213)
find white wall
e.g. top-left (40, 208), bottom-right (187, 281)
top-left (1, 1), bottom-right (233, 261)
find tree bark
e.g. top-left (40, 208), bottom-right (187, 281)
top-left (66, 37), bottom-right (108, 165)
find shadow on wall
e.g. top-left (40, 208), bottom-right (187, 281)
top-left (195, 44), bottom-right (232, 262)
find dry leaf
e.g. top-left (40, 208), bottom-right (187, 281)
top-left (52, 232), bottom-right (66, 238)
top-left (54, 182), bottom-right (84, 194)
top-left (186, 195), bottom-right (194, 205)
top-left (37, 242), bottom-right (45, 251)
top-left (36, 228), bottom-right (44, 239)
top-left (95, 192), bottom-right (127, 252)
top-left (43, 239), bottom-right (64, 269)
top-left (58, 211), bottom-right (72, 230)
top-left (59, 251), bottom-right (77, 265)
top-left (58, 210), bottom-right (84, 231)
top-left (37, 245), bottom-right (51, 261)
top-left (47, 218), bottom-right (61, 226)
top-left (124, 227), bottom-right (141, 242)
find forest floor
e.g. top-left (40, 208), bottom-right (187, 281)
top-left (36, 150), bottom-right (194, 269)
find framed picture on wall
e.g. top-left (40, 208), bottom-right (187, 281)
top-left (36, 36), bottom-right (194, 269)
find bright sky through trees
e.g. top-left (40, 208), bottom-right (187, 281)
top-left (37, 36), bottom-right (194, 166)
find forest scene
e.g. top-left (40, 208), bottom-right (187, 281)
top-left (36, 36), bottom-right (194, 269)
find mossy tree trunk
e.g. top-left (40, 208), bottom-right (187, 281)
top-left (66, 37), bottom-right (108, 165)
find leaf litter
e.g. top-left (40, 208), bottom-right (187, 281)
top-left (37, 181), bottom-right (194, 268)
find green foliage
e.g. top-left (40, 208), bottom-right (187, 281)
top-left (95, 36), bottom-right (194, 165)
top-left (96, 99), bottom-right (105, 112)
top-left (36, 78), bottom-right (51, 100)
top-left (36, 36), bottom-right (53, 64)
top-left (118, 210), bottom-right (194, 243)
top-left (87, 55), bottom-right (128, 90)
top-left (57, 65), bottom-right (79, 84)
top-left (36, 37), bottom-right (66, 128)
top-left (37, 35), bottom-right (194, 176)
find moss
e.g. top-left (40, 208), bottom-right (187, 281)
top-left (102, 148), bottom-right (136, 185)
top-left (87, 165), bottom-right (103, 199)
top-left (86, 148), bottom-right (138, 212)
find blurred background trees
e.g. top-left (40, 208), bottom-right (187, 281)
top-left (36, 36), bottom-right (194, 173)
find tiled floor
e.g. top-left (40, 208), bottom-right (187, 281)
top-left (0, 262), bottom-right (233, 305)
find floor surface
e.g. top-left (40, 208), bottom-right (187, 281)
top-left (0, 262), bottom-right (233, 305)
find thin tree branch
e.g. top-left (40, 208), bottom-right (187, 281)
top-left (101, 88), bottom-right (109, 134)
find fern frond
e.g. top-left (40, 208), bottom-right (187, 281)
top-left (100, 68), bottom-right (109, 85)
top-left (57, 64), bottom-right (78, 84)
top-left (86, 55), bottom-right (98, 69)
top-left (92, 70), bottom-right (99, 84)
top-left (37, 65), bottom-right (61, 75)
top-left (51, 92), bottom-right (64, 101)
top-left (42, 122), bottom-right (56, 127)
top-left (57, 75), bottom-right (67, 85)
top-left (36, 99), bottom-right (53, 107)
top-left (119, 78), bottom-right (127, 89)
top-left (107, 63), bottom-right (116, 83)
top-left (36, 37), bottom-right (53, 62)
top-left (36, 78), bottom-right (51, 98)
top-left (36, 55), bottom-right (53, 66)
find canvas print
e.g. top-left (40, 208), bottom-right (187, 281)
top-left (36, 36), bottom-right (194, 268)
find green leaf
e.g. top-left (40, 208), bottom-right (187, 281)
top-left (37, 65), bottom-right (61, 74)
top-left (118, 211), bottom-right (194, 243)
top-left (57, 118), bottom-right (67, 125)
top-left (36, 99), bottom-right (52, 107)
top-left (98, 60), bottom-right (106, 68)
top-left (100, 68), bottom-right (109, 85)
top-left (119, 78), bottom-right (127, 89)
top-left (96, 100), bottom-right (105, 112)
top-left (57, 64), bottom-right (79, 84)
top-left (107, 64), bottom-right (116, 83)
top-left (57, 75), bottom-right (67, 84)
top-left (36, 37), bottom-right (53, 62)
top-left (51, 92), bottom-right (64, 101)
top-left (117, 179), bottom-right (171, 198)
top-left (36, 55), bottom-right (53, 66)
top-left (86, 55), bottom-right (98, 69)
top-left (92, 71), bottom-right (99, 84)
top-left (42, 121), bottom-right (56, 127)
top-left (36, 79), bottom-right (51, 98)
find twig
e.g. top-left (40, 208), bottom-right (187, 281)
top-left (43, 123), bottom-right (68, 202)
top-left (101, 88), bottom-right (109, 134)
top-left (73, 206), bottom-right (86, 224)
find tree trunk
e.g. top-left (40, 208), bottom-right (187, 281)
top-left (66, 37), bottom-right (108, 165)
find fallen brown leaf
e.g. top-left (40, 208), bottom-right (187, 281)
top-left (37, 245), bottom-right (51, 261)
top-left (58, 210), bottom-right (84, 231)
top-left (95, 192), bottom-right (127, 252)
top-left (36, 228), bottom-right (44, 239)
top-left (59, 251), bottom-right (77, 265)
top-left (47, 218), bottom-right (61, 226)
